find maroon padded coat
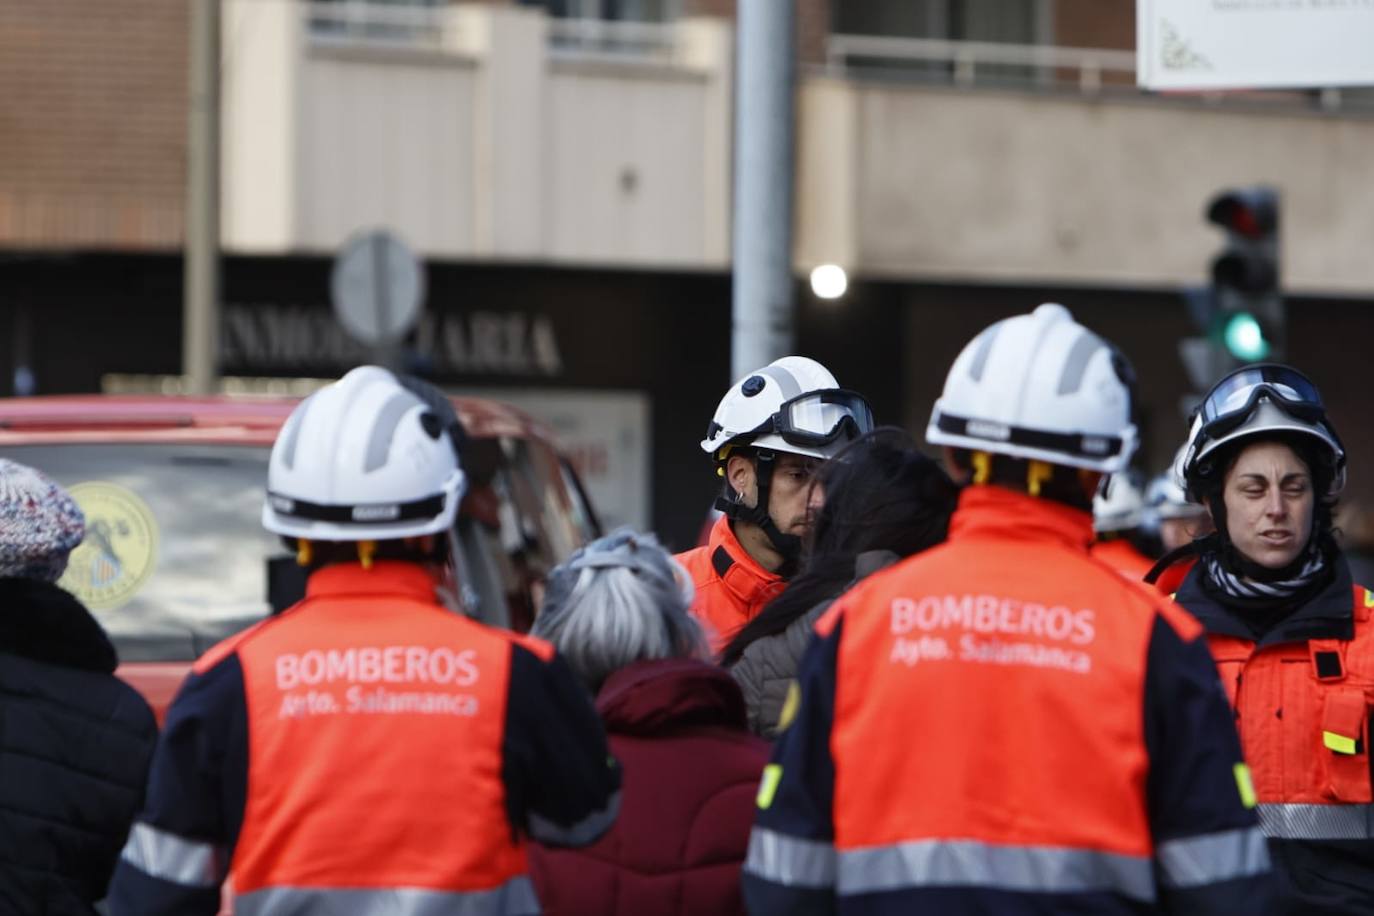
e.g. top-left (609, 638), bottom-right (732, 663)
top-left (528, 657), bottom-right (769, 916)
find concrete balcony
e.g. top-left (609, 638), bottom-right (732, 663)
top-left (223, 2), bottom-right (732, 267)
top-left (224, 5), bottom-right (1374, 295)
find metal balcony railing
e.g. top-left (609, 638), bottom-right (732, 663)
top-left (825, 33), bottom-right (1374, 112)
top-left (826, 33), bottom-right (1138, 95)
top-left (304, 4), bottom-right (683, 65)
top-left (306, 1), bottom-right (454, 52)
top-left (547, 17), bottom-right (679, 65)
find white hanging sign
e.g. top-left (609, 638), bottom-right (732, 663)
top-left (1137, 1), bottom-right (1374, 91)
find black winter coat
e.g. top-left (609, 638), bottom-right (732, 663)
top-left (0, 578), bottom-right (157, 915)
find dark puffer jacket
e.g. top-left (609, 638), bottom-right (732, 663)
top-left (0, 578), bottom-right (158, 915)
top-left (731, 550), bottom-right (900, 738)
top-left (528, 658), bottom-right (768, 916)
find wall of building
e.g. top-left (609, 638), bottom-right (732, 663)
top-left (797, 79), bottom-right (1374, 296)
top-left (0, 0), bottom-right (186, 248)
top-left (297, 49), bottom-right (480, 254)
top-left (222, 3), bottom-right (733, 266)
top-left (1054, 0), bottom-right (1134, 50)
top-left (546, 63), bottom-right (712, 265)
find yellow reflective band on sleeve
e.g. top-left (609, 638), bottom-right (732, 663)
top-left (757, 764), bottom-right (783, 810)
top-left (778, 681), bottom-right (801, 732)
top-left (1364, 589), bottom-right (1374, 608)
top-left (1234, 763), bottom-right (1257, 810)
top-left (1324, 730), bottom-right (1359, 755)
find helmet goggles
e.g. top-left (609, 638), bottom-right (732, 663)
top-left (1197, 364), bottom-right (1327, 441)
top-left (750, 388), bottom-right (874, 449)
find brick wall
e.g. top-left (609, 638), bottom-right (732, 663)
top-left (1054, 0), bottom-right (1133, 50)
top-left (0, 0), bottom-right (188, 249)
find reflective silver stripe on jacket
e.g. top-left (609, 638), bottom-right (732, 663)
top-left (234, 877), bottom-right (541, 916)
top-left (1258, 803), bottom-right (1374, 840)
top-left (119, 822), bottom-right (228, 887)
top-left (527, 790), bottom-right (621, 847)
top-left (743, 827), bottom-right (838, 888)
top-left (1156, 826), bottom-right (1271, 888)
top-left (836, 839), bottom-right (1157, 902)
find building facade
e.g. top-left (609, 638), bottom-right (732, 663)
top-left (4, 0), bottom-right (1373, 543)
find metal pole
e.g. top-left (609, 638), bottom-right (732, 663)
top-left (730, 0), bottom-right (796, 381)
top-left (184, 0), bottom-right (221, 395)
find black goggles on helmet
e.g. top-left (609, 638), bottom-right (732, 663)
top-left (750, 388), bottom-right (875, 448)
top-left (1197, 364), bottom-right (1327, 440)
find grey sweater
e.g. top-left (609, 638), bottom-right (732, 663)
top-left (729, 550), bottom-right (900, 739)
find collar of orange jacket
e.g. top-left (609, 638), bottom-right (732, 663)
top-left (707, 514), bottom-right (784, 603)
top-left (305, 561), bottom-right (441, 603)
top-left (949, 485), bottom-right (1094, 553)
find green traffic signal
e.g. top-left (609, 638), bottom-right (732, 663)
top-left (1223, 311), bottom-right (1270, 361)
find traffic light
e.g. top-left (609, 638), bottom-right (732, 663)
top-left (1177, 187), bottom-right (1284, 414)
top-left (1206, 187), bottom-right (1283, 362)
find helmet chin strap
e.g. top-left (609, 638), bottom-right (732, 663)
top-left (713, 450), bottom-right (802, 573)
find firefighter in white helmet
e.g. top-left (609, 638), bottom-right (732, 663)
top-left (675, 357), bottom-right (873, 653)
top-left (111, 366), bottom-right (619, 915)
top-left (745, 304), bottom-right (1271, 915)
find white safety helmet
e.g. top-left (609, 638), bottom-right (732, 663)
top-left (1093, 474), bottom-right (1145, 534)
top-left (700, 356), bottom-right (873, 462)
top-left (927, 303), bottom-right (1138, 473)
top-left (1149, 446), bottom-right (1209, 521)
top-left (263, 366), bottom-right (468, 541)
top-left (1174, 363), bottom-right (1345, 502)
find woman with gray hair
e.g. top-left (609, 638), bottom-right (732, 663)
top-left (528, 529), bottom-right (769, 916)
top-left (531, 528), bottom-right (705, 691)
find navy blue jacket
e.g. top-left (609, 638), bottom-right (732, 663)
top-left (0, 578), bottom-right (157, 915)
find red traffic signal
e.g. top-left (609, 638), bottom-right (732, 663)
top-left (1206, 186), bottom-right (1279, 295)
top-left (1206, 189), bottom-right (1278, 240)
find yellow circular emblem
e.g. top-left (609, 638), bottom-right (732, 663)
top-left (59, 482), bottom-right (159, 611)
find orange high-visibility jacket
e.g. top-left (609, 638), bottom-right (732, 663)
top-left (1176, 558), bottom-right (1374, 913)
top-left (1155, 556), bottom-right (1197, 598)
top-left (744, 485), bottom-right (1273, 915)
top-left (677, 515), bottom-right (785, 654)
top-left (1090, 537), bottom-right (1158, 587)
top-left (109, 562), bottom-right (620, 916)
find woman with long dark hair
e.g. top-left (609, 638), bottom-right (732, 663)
top-left (722, 427), bottom-right (958, 738)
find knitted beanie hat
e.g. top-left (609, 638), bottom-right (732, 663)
top-left (0, 459), bottom-right (86, 583)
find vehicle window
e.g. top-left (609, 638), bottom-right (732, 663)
top-left (558, 457), bottom-right (602, 542)
top-left (3, 444), bottom-right (278, 662)
top-left (503, 435), bottom-right (588, 564)
top-left (453, 434), bottom-right (598, 633)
